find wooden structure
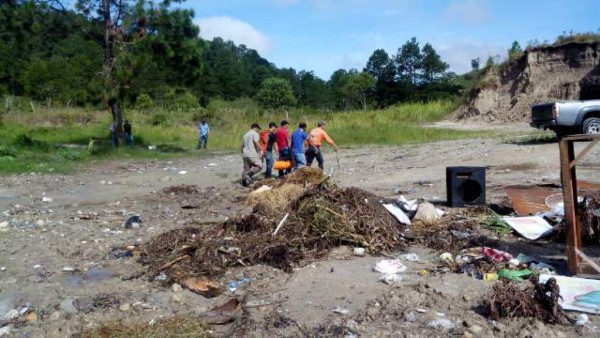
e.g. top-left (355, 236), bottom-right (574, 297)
top-left (559, 134), bottom-right (600, 276)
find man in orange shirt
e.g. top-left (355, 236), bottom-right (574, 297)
top-left (306, 120), bottom-right (338, 170)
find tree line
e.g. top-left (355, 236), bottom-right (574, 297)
top-left (0, 0), bottom-right (464, 112)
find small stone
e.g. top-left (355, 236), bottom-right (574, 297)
top-left (172, 283), bottom-right (182, 293)
top-left (470, 325), bottom-right (483, 334)
top-left (2, 309), bottom-right (18, 321)
top-left (60, 298), bottom-right (78, 314)
top-left (463, 332), bottom-right (474, 338)
top-left (49, 311), bottom-right (64, 321)
top-left (41, 197), bottom-right (53, 203)
top-left (0, 325), bottom-right (11, 337)
top-left (0, 221), bottom-right (9, 232)
top-left (171, 294), bottom-right (182, 303)
top-left (36, 219), bottom-right (45, 227)
top-left (119, 303), bottom-right (130, 312)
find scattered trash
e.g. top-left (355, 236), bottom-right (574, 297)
top-left (482, 247), bottom-right (513, 262)
top-left (148, 145), bottom-right (157, 150)
top-left (413, 202), bottom-right (441, 226)
top-left (399, 253), bottom-right (419, 262)
top-left (250, 185), bottom-right (271, 195)
top-left (32, 264), bottom-right (42, 269)
top-left (379, 273), bottom-right (402, 285)
top-left (439, 252), bottom-right (454, 265)
top-left (503, 216), bottom-right (553, 240)
top-left (177, 171), bottom-right (187, 175)
top-left (154, 272), bottom-right (168, 282)
top-left (576, 313), bottom-right (589, 326)
top-left (427, 318), bottom-right (456, 330)
top-left (2, 309), bottom-right (18, 321)
top-left (227, 277), bottom-right (253, 292)
top-left (198, 298), bottom-right (241, 325)
top-left (483, 212), bottom-right (512, 235)
top-left (41, 197), bottom-right (53, 203)
top-left (382, 203), bottom-right (411, 225)
top-left (353, 247), bottom-right (366, 257)
top-left (530, 262), bottom-right (556, 275)
top-left (61, 266), bottom-right (78, 272)
top-left (416, 308), bottom-right (427, 313)
top-left (497, 268), bottom-right (535, 281)
top-left (374, 259), bottom-right (407, 274)
top-left (179, 276), bottom-right (222, 298)
top-left (122, 215), bottom-right (142, 229)
top-left (331, 306), bottom-right (350, 315)
top-left (0, 326), bottom-right (11, 337)
top-left (208, 163), bottom-right (217, 167)
top-left (483, 273), bottom-right (498, 281)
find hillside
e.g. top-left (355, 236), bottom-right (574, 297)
top-left (453, 41), bottom-right (600, 122)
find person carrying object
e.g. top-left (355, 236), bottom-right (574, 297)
top-left (241, 123), bottom-right (263, 187)
top-left (291, 122), bottom-right (312, 171)
top-left (274, 119), bottom-right (292, 177)
top-left (306, 120), bottom-right (338, 170)
top-left (263, 122), bottom-right (278, 178)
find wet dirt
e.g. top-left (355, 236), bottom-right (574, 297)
top-left (1, 123), bottom-right (599, 337)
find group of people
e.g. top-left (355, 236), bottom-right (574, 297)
top-left (241, 120), bottom-right (337, 187)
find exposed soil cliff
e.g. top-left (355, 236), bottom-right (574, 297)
top-left (454, 42), bottom-right (600, 122)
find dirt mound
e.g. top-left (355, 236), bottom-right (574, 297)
top-left (453, 42), bottom-right (600, 123)
top-left (140, 183), bottom-right (406, 282)
top-left (162, 185), bottom-right (199, 195)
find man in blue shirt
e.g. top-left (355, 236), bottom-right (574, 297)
top-left (291, 122), bottom-right (313, 170)
top-left (197, 119), bottom-right (210, 150)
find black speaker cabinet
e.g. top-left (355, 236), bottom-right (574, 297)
top-left (446, 166), bottom-right (486, 207)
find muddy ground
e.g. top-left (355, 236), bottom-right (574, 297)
top-left (1, 123), bottom-right (599, 337)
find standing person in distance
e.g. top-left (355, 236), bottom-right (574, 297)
top-left (306, 120), bottom-right (338, 170)
top-left (197, 119), bottom-right (210, 150)
top-left (264, 122), bottom-right (278, 178)
top-left (291, 122), bottom-right (312, 171)
top-left (123, 120), bottom-right (133, 146)
top-left (274, 120), bottom-right (292, 177)
top-left (241, 123), bottom-right (263, 187)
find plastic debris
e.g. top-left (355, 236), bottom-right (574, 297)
top-left (227, 277), bottom-right (253, 292)
top-left (503, 216), bottom-right (553, 240)
top-left (379, 273), bottom-right (403, 285)
top-left (382, 203), bottom-right (411, 225)
top-left (483, 273), bottom-right (498, 281)
top-left (498, 268), bottom-right (535, 281)
top-left (399, 253), bottom-right (420, 262)
top-left (122, 215), bottom-right (142, 229)
top-left (482, 247), bottom-right (513, 262)
top-left (353, 247), bottom-right (366, 257)
top-left (427, 318), bottom-right (456, 330)
top-left (177, 171), bottom-right (187, 175)
top-left (331, 306), bottom-right (350, 315)
top-left (374, 259), bottom-right (407, 274)
top-left (41, 197), bottom-right (53, 203)
top-left (576, 313), bottom-right (589, 326)
top-left (413, 202), bottom-right (441, 226)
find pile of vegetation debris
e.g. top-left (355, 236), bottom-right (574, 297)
top-left (139, 168), bottom-right (407, 289)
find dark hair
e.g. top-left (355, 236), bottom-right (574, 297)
top-left (299, 122), bottom-right (307, 129)
top-left (269, 122), bottom-right (277, 128)
top-left (280, 120), bottom-right (289, 126)
top-left (251, 123), bottom-right (261, 129)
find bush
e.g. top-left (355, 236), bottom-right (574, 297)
top-left (151, 112), bottom-right (168, 126)
top-left (164, 89), bottom-right (199, 111)
top-left (135, 93), bottom-right (155, 111)
top-left (0, 145), bottom-right (18, 157)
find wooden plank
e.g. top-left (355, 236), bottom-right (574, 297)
top-left (560, 138), bottom-right (581, 275)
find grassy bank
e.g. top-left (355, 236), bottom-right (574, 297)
top-left (0, 99), bottom-right (496, 174)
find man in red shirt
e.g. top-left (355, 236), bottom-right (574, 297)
top-left (274, 120), bottom-right (291, 177)
top-left (306, 120), bottom-right (338, 170)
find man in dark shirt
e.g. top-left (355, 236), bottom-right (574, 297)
top-left (123, 120), bottom-right (133, 146)
top-left (264, 122), bottom-right (278, 178)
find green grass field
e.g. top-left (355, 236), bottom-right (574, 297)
top-left (0, 98), bottom-right (504, 174)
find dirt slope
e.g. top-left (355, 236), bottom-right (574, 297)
top-left (454, 42), bottom-right (600, 123)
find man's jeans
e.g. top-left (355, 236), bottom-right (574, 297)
top-left (197, 134), bottom-right (208, 149)
top-left (306, 146), bottom-right (324, 169)
top-left (265, 151), bottom-right (274, 178)
top-left (293, 153), bottom-right (306, 170)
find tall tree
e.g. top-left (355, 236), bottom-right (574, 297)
top-left (342, 71), bottom-right (375, 111)
top-left (255, 77), bottom-right (297, 110)
top-left (396, 37), bottom-right (422, 85)
top-left (421, 43), bottom-right (448, 84)
top-left (508, 40), bottom-right (522, 59)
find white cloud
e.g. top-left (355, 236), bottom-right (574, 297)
top-left (443, 0), bottom-right (490, 25)
top-left (437, 40), bottom-right (506, 74)
top-left (195, 16), bottom-right (271, 55)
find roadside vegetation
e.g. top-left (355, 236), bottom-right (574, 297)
top-left (0, 98), bottom-right (499, 174)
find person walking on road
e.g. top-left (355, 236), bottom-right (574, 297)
top-left (274, 120), bottom-right (292, 177)
top-left (197, 119), bottom-right (210, 150)
top-left (306, 120), bottom-right (338, 170)
top-left (264, 122), bottom-right (278, 178)
top-left (291, 122), bottom-right (312, 171)
top-left (241, 123), bottom-right (263, 187)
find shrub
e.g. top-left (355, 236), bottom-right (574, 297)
top-left (151, 112), bottom-right (168, 126)
top-left (135, 93), bottom-right (155, 111)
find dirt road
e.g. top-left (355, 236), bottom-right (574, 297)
top-left (1, 126), bottom-right (599, 337)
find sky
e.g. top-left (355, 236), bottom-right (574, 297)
top-left (189, 0), bottom-right (599, 80)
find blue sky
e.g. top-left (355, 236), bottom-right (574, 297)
top-left (190, 0), bottom-right (599, 79)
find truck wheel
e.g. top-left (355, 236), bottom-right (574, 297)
top-left (583, 117), bottom-right (600, 134)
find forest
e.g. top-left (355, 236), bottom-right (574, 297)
top-left (0, 0), bottom-right (464, 112)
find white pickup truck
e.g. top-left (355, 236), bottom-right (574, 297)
top-left (530, 100), bottom-right (600, 137)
